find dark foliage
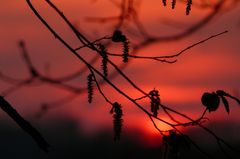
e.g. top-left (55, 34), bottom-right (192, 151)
top-left (201, 90), bottom-right (240, 113)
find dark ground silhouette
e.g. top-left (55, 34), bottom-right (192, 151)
top-left (0, 117), bottom-right (239, 159)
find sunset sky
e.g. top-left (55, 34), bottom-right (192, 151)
top-left (0, 1), bottom-right (240, 157)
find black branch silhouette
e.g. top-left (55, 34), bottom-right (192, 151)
top-left (0, 96), bottom-right (49, 152)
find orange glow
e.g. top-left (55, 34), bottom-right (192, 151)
top-left (144, 118), bottom-right (173, 135)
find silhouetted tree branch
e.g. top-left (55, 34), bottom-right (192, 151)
top-left (0, 96), bottom-right (49, 152)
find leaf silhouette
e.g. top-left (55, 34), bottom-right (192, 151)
top-left (201, 92), bottom-right (220, 112)
top-left (221, 96), bottom-right (230, 114)
top-left (216, 90), bottom-right (229, 96)
top-left (217, 90), bottom-right (240, 105)
top-left (0, 96), bottom-right (49, 152)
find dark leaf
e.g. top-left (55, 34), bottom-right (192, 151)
top-left (221, 96), bottom-right (230, 114)
top-left (201, 92), bottom-right (220, 112)
top-left (0, 96), bottom-right (49, 152)
top-left (216, 90), bottom-right (229, 96)
top-left (217, 90), bottom-right (240, 105)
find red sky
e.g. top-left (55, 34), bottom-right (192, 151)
top-left (0, 0), bottom-right (240, 146)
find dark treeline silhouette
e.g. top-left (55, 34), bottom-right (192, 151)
top-left (0, 118), bottom-right (239, 159)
